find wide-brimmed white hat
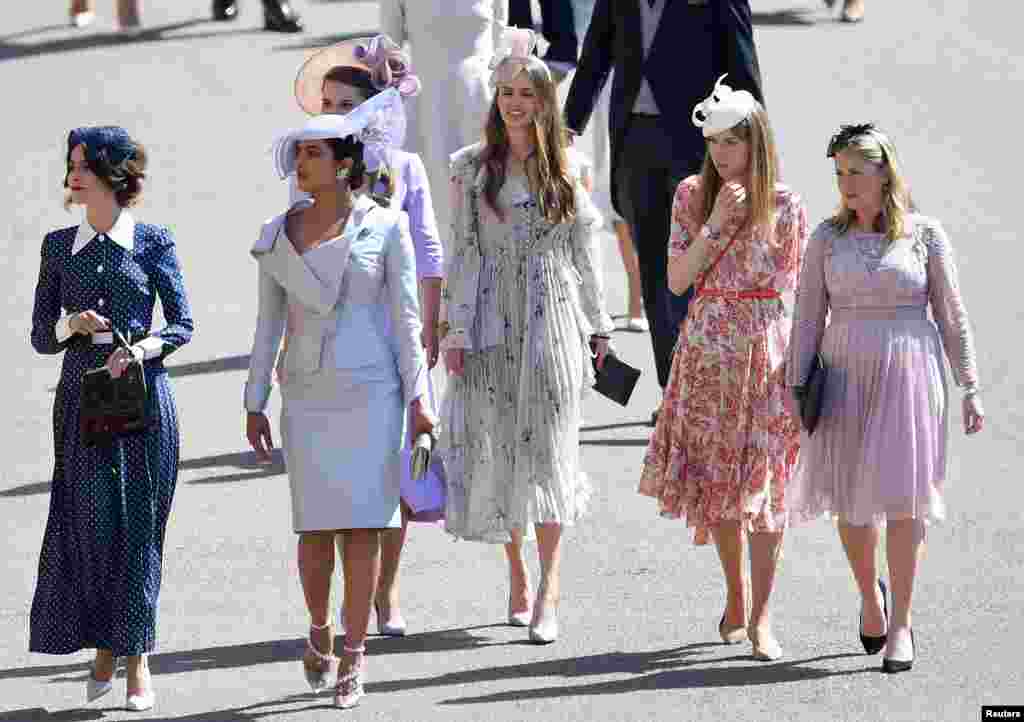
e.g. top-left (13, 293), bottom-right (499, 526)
top-left (271, 87), bottom-right (405, 178)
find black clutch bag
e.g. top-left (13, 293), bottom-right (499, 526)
top-left (79, 337), bottom-right (149, 447)
top-left (592, 350), bottom-right (641, 407)
top-left (799, 353), bottom-right (828, 435)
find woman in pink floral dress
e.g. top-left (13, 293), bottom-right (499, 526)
top-left (639, 76), bottom-right (807, 661)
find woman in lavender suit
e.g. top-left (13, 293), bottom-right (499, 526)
top-left (292, 36), bottom-right (443, 637)
top-left (787, 124), bottom-right (985, 674)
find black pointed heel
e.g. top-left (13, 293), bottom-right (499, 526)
top-left (882, 629), bottom-right (914, 673)
top-left (262, 0), bottom-right (303, 32)
top-left (860, 578), bottom-right (888, 655)
top-left (211, 0), bottom-right (238, 21)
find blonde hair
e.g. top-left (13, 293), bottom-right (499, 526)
top-left (828, 126), bottom-right (914, 243)
top-left (696, 103), bottom-right (778, 234)
top-left (480, 62), bottom-right (576, 225)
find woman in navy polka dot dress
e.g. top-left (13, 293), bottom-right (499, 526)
top-left (29, 126), bottom-right (194, 712)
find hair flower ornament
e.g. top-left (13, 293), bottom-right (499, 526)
top-left (691, 74), bottom-right (758, 137)
top-left (271, 87), bottom-right (406, 179)
top-left (489, 26), bottom-right (550, 86)
top-left (354, 34), bottom-right (422, 98)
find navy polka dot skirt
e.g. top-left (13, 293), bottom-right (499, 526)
top-left (29, 221), bottom-right (193, 656)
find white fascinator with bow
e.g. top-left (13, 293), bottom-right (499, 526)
top-left (489, 26), bottom-right (550, 86)
top-left (271, 86), bottom-right (406, 179)
top-left (691, 74), bottom-right (758, 137)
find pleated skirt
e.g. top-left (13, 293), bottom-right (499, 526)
top-left (788, 309), bottom-right (949, 526)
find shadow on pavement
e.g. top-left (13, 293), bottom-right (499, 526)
top-left (424, 650), bottom-right (871, 703)
top-left (751, 10), bottom-right (819, 26)
top-left (0, 481), bottom-right (51, 498)
top-left (168, 354), bottom-right (250, 379)
top-left (0, 710), bottom-right (102, 721)
top-left (0, 20), bottom-right (262, 63)
top-left (271, 30), bottom-right (380, 52)
top-left (180, 449), bottom-right (286, 484)
top-left (580, 438), bottom-right (649, 447)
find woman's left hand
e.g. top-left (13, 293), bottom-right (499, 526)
top-left (963, 394), bottom-right (985, 435)
top-left (590, 336), bottom-right (610, 372)
top-left (421, 324), bottom-right (439, 370)
top-left (410, 398), bottom-right (436, 445)
top-left (105, 346), bottom-right (141, 379)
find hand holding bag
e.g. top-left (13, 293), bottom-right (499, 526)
top-left (400, 371), bottom-right (446, 522)
top-left (79, 329), bottom-right (149, 446)
top-left (591, 347), bottom-right (641, 407)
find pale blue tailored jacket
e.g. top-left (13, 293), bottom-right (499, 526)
top-left (244, 194), bottom-right (428, 413)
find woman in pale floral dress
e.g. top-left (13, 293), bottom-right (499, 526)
top-left (786, 124), bottom-right (984, 674)
top-left (639, 76), bottom-right (807, 661)
top-left (439, 28), bottom-right (612, 645)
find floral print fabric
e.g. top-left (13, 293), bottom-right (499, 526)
top-left (639, 176), bottom-right (807, 545)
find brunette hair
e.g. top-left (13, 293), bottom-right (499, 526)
top-left (321, 65), bottom-right (396, 205)
top-left (696, 103), bottom-right (778, 234)
top-left (324, 136), bottom-right (367, 191)
top-left (64, 141), bottom-right (148, 209)
top-left (480, 62), bottom-right (576, 225)
top-left (827, 126), bottom-right (914, 243)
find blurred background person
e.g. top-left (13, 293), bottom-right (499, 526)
top-left (68, 0), bottom-right (141, 32)
top-left (379, 0), bottom-right (508, 245)
top-left (211, 0), bottom-right (302, 33)
top-left (509, 0), bottom-right (579, 83)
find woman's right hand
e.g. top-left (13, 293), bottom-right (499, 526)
top-left (246, 412), bottom-right (275, 463)
top-left (444, 348), bottom-right (465, 377)
top-left (69, 310), bottom-right (110, 335)
top-left (708, 181), bottom-right (748, 232)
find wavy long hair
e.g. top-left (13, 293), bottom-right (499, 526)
top-left (696, 103), bottom-right (778, 234)
top-left (479, 62), bottom-right (576, 225)
top-left (827, 126), bottom-right (914, 243)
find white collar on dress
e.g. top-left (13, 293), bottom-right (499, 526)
top-left (72, 210), bottom-right (136, 256)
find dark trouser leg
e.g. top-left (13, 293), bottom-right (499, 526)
top-left (616, 117), bottom-right (692, 389)
top-left (508, 0), bottom-right (535, 30)
top-left (538, 0), bottom-right (580, 64)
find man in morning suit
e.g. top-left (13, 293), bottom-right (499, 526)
top-left (563, 0), bottom-right (764, 423)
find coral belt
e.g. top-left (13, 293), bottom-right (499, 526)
top-left (696, 288), bottom-right (780, 300)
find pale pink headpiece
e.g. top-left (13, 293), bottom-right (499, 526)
top-left (489, 27), bottom-right (551, 86)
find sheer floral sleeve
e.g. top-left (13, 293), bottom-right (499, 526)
top-left (668, 177), bottom-right (701, 259)
top-left (921, 218), bottom-right (979, 389)
top-left (439, 145), bottom-right (483, 353)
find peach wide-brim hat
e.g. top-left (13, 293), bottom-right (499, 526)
top-left (293, 38), bottom-right (373, 116)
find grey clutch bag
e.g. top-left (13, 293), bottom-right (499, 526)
top-left (410, 432), bottom-right (434, 480)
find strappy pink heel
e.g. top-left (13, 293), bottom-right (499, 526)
top-left (302, 621), bottom-right (336, 692)
top-left (333, 644), bottom-right (366, 709)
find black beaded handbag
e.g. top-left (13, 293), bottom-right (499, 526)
top-left (79, 329), bottom-right (149, 446)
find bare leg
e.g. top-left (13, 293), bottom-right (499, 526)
top-left (842, 0), bottom-right (865, 21)
top-left (298, 531), bottom-right (337, 675)
top-left (340, 529), bottom-right (381, 651)
top-left (116, 0), bottom-right (141, 28)
top-left (535, 523), bottom-right (563, 609)
top-left (884, 519), bottom-right (926, 661)
top-left (748, 530), bottom-right (785, 643)
top-left (92, 647), bottom-right (114, 681)
top-left (70, 0), bottom-right (95, 14)
top-left (614, 220), bottom-right (645, 321)
top-left (376, 504), bottom-right (409, 626)
top-left (504, 529), bottom-right (532, 617)
top-left (125, 654), bottom-right (151, 698)
top-left (838, 521), bottom-right (886, 637)
top-left (711, 521), bottom-right (747, 631)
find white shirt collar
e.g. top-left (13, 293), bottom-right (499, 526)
top-left (72, 210), bottom-right (136, 256)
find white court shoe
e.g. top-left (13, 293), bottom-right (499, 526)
top-left (528, 603), bottom-right (558, 644)
top-left (126, 690), bottom-right (155, 712)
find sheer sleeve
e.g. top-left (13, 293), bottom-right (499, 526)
top-left (786, 222), bottom-right (831, 387)
top-left (772, 191), bottom-right (809, 293)
top-left (668, 178), bottom-right (700, 259)
top-left (439, 148), bottom-right (482, 352)
top-left (922, 219), bottom-right (979, 389)
top-left (571, 181), bottom-right (615, 336)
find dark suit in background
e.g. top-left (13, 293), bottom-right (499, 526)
top-left (564, 0), bottom-right (763, 395)
top-left (509, 0), bottom-right (580, 65)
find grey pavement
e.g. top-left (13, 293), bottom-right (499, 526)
top-left (2, 1), bottom-right (1022, 720)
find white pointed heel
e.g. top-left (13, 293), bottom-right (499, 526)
top-left (507, 591), bottom-right (532, 627)
top-left (375, 603), bottom-right (407, 637)
top-left (528, 603), bottom-right (558, 644)
top-left (126, 691), bottom-right (155, 712)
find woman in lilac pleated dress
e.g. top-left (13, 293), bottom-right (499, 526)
top-left (786, 124), bottom-right (985, 674)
